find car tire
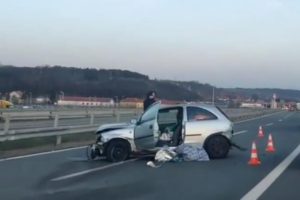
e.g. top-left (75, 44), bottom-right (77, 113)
top-left (204, 135), bottom-right (230, 159)
top-left (106, 140), bottom-right (130, 162)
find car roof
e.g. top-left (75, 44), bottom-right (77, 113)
top-left (160, 102), bottom-right (217, 109)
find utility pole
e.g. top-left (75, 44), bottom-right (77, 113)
top-left (29, 92), bottom-right (32, 105)
top-left (60, 91), bottom-right (64, 100)
top-left (114, 96), bottom-right (119, 108)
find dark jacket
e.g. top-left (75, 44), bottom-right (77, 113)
top-left (143, 98), bottom-right (156, 111)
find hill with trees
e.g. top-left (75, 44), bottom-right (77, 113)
top-left (0, 65), bottom-right (205, 102)
top-left (0, 65), bottom-right (299, 103)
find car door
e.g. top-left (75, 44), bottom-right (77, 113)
top-left (134, 102), bottom-right (160, 150)
top-left (184, 106), bottom-right (219, 144)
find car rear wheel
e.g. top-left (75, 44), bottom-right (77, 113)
top-left (204, 135), bottom-right (230, 159)
top-left (106, 140), bottom-right (130, 162)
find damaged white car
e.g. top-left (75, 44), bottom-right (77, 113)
top-left (88, 102), bottom-right (234, 162)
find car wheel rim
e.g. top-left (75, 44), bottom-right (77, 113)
top-left (112, 145), bottom-right (127, 161)
top-left (210, 138), bottom-right (227, 157)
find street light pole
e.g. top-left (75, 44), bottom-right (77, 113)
top-left (114, 96), bottom-right (119, 108)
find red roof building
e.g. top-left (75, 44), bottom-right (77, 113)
top-left (57, 96), bottom-right (114, 107)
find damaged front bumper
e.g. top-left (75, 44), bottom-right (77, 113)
top-left (87, 142), bottom-right (106, 159)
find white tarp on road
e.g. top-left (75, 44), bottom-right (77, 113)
top-left (147, 144), bottom-right (209, 168)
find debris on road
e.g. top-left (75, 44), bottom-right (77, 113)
top-left (147, 144), bottom-right (210, 168)
top-left (155, 147), bottom-right (177, 162)
top-left (231, 142), bottom-right (247, 151)
top-left (146, 161), bottom-right (162, 168)
top-left (175, 144), bottom-right (210, 161)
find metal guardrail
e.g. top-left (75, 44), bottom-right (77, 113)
top-left (0, 109), bottom-right (141, 144)
top-left (0, 126), bottom-right (98, 143)
top-left (0, 108), bottom-right (280, 145)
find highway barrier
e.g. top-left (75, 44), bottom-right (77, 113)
top-left (0, 108), bottom-right (280, 145)
top-left (0, 109), bottom-right (141, 144)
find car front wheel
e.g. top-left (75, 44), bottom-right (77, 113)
top-left (106, 140), bottom-right (130, 162)
top-left (204, 135), bottom-right (230, 159)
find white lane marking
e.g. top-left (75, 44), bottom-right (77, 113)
top-left (283, 112), bottom-right (294, 119)
top-left (0, 146), bottom-right (86, 162)
top-left (241, 144), bottom-right (300, 200)
top-left (51, 158), bottom-right (139, 181)
top-left (234, 111), bottom-right (283, 124)
top-left (265, 123), bottom-right (274, 127)
top-left (233, 130), bottom-right (248, 136)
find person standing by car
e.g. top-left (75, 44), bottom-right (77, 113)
top-left (143, 91), bottom-right (157, 111)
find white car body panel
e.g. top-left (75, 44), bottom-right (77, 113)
top-left (96, 102), bottom-right (233, 153)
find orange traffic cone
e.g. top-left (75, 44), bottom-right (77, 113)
top-left (258, 126), bottom-right (264, 138)
top-left (266, 134), bottom-right (276, 153)
top-left (248, 141), bottom-right (261, 166)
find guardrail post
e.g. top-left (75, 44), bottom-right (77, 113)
top-left (90, 113), bottom-right (95, 125)
top-left (49, 111), bottom-right (53, 119)
top-left (115, 110), bottom-right (120, 122)
top-left (56, 135), bottom-right (62, 145)
top-left (55, 113), bottom-right (61, 145)
top-left (4, 115), bottom-right (10, 135)
top-left (54, 114), bottom-right (59, 128)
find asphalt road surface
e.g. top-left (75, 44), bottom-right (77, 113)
top-left (0, 111), bottom-right (299, 200)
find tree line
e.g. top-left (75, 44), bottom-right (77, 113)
top-left (0, 65), bottom-right (206, 103)
top-left (1, 65), bottom-right (298, 103)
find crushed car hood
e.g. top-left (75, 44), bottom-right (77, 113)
top-left (97, 122), bottom-right (135, 141)
top-left (96, 122), bottom-right (135, 134)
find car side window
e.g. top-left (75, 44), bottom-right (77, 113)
top-left (140, 103), bottom-right (159, 123)
top-left (187, 106), bottom-right (217, 121)
top-left (158, 109), bottom-right (179, 124)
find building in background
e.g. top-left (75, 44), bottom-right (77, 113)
top-left (271, 93), bottom-right (278, 109)
top-left (240, 102), bottom-right (265, 108)
top-left (35, 96), bottom-right (50, 104)
top-left (120, 98), bottom-right (143, 108)
top-left (9, 91), bottom-right (23, 104)
top-left (57, 96), bottom-right (114, 107)
top-left (297, 103), bottom-right (300, 111)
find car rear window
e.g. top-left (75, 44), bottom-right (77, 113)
top-left (187, 106), bottom-right (217, 121)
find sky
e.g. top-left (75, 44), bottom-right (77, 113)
top-left (0, 0), bottom-right (300, 89)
